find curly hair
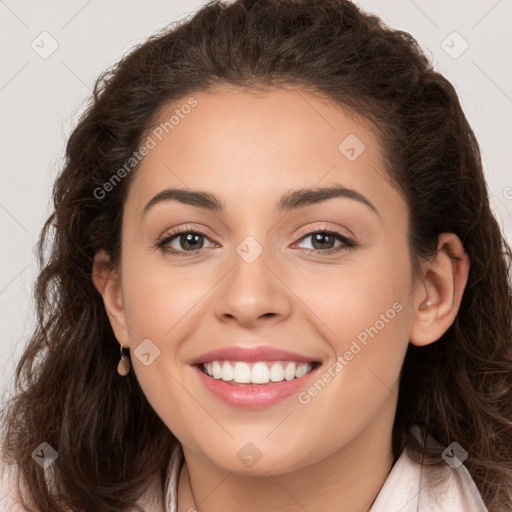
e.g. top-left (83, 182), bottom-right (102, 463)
top-left (2, 0), bottom-right (511, 510)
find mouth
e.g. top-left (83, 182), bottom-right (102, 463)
top-left (192, 358), bottom-right (322, 408)
top-left (189, 345), bottom-right (323, 407)
top-left (196, 360), bottom-right (321, 385)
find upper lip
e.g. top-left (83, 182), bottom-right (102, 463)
top-left (189, 346), bottom-right (321, 365)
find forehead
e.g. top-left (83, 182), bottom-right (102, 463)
top-left (124, 86), bottom-right (405, 224)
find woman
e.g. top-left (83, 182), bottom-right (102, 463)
top-left (1, 0), bottom-right (511, 511)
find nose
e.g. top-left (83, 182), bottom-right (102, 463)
top-left (213, 238), bottom-right (292, 329)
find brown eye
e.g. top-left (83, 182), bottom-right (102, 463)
top-left (157, 228), bottom-right (216, 256)
top-left (294, 229), bottom-right (356, 255)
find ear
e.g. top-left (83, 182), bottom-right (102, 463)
top-left (409, 233), bottom-right (470, 347)
top-left (92, 249), bottom-right (130, 347)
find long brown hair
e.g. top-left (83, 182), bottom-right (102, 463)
top-left (2, 0), bottom-right (511, 510)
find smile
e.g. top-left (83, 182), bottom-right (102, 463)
top-left (200, 360), bottom-right (316, 384)
top-left (193, 362), bottom-right (321, 408)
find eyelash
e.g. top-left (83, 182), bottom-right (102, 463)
top-left (156, 225), bottom-right (357, 258)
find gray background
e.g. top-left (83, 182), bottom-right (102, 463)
top-left (1, 0), bottom-right (511, 403)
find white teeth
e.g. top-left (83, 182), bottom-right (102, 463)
top-left (233, 362), bottom-right (251, 383)
top-left (211, 361), bottom-right (222, 379)
top-left (269, 362), bottom-right (284, 382)
top-left (284, 362), bottom-right (296, 381)
top-left (221, 361), bottom-right (234, 381)
top-left (202, 361), bottom-right (314, 384)
top-left (251, 362), bottom-right (270, 384)
top-left (295, 363), bottom-right (309, 378)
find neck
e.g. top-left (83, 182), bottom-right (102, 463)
top-left (176, 402), bottom-right (396, 512)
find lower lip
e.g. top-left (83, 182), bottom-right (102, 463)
top-left (192, 364), bottom-right (319, 408)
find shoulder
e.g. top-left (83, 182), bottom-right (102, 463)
top-left (370, 446), bottom-right (489, 512)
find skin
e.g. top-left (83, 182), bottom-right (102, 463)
top-left (93, 85), bottom-right (469, 512)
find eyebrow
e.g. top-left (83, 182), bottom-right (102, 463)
top-left (142, 184), bottom-right (380, 218)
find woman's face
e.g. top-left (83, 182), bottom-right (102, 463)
top-left (106, 86), bottom-right (424, 475)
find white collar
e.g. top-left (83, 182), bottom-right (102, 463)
top-left (369, 444), bottom-right (488, 511)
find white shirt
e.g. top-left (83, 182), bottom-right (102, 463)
top-left (368, 444), bottom-right (488, 511)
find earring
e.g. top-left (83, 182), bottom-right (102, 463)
top-left (117, 345), bottom-right (131, 376)
top-left (425, 300), bottom-right (432, 307)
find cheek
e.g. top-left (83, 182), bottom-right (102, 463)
top-left (289, 249), bottom-right (412, 447)
top-left (118, 251), bottom-right (207, 406)
top-left (292, 241), bottom-right (411, 353)
top-left (121, 254), bottom-right (208, 342)
top-left (118, 256), bottom-right (202, 431)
